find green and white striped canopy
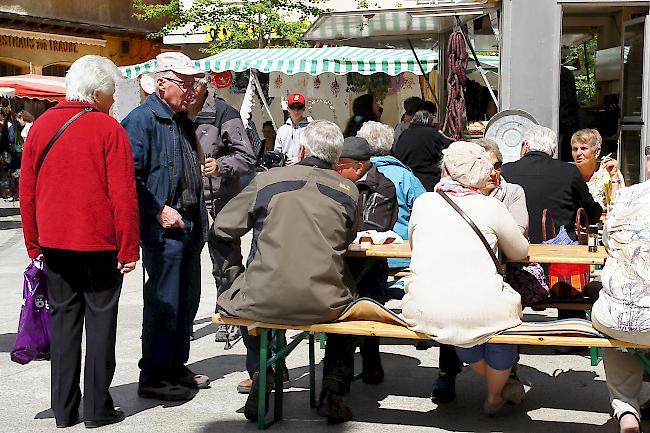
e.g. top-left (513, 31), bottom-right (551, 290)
top-left (119, 46), bottom-right (437, 78)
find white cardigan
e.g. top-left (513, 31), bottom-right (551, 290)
top-left (402, 192), bottom-right (529, 348)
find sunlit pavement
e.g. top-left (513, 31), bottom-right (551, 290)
top-left (0, 209), bottom-right (644, 432)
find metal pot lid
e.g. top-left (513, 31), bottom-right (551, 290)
top-left (485, 109), bottom-right (538, 163)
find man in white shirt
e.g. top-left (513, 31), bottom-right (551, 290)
top-left (274, 93), bottom-right (312, 164)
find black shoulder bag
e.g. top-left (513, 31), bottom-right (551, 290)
top-left (35, 107), bottom-right (94, 178)
top-left (437, 191), bottom-right (504, 276)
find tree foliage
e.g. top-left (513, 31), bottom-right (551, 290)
top-left (563, 37), bottom-right (597, 105)
top-left (133, 0), bottom-right (328, 53)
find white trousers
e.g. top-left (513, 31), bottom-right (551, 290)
top-left (592, 315), bottom-right (650, 419)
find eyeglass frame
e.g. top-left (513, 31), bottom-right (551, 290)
top-left (336, 161), bottom-right (363, 170)
top-left (162, 76), bottom-right (200, 90)
top-left (288, 103), bottom-right (306, 111)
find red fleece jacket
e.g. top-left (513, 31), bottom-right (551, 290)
top-left (19, 102), bottom-right (140, 263)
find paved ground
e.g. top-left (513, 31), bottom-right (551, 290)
top-left (0, 199), bottom-right (647, 432)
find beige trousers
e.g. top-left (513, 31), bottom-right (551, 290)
top-left (592, 315), bottom-right (650, 419)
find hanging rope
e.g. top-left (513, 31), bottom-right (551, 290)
top-left (442, 29), bottom-right (468, 140)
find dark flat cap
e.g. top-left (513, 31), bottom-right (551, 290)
top-left (340, 136), bottom-right (372, 161)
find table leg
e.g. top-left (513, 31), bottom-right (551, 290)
top-left (258, 329), bottom-right (268, 430)
top-left (309, 332), bottom-right (316, 408)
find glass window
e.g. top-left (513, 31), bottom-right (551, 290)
top-left (42, 64), bottom-right (69, 77)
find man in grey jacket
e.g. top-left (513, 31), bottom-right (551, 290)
top-left (213, 120), bottom-right (360, 424)
top-left (187, 75), bottom-right (257, 343)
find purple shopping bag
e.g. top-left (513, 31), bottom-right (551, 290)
top-left (10, 259), bottom-right (51, 364)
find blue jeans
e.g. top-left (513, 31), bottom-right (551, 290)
top-left (455, 343), bottom-right (518, 371)
top-left (139, 212), bottom-right (204, 386)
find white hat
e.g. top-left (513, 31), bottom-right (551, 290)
top-left (155, 52), bottom-right (203, 76)
top-left (442, 141), bottom-right (493, 188)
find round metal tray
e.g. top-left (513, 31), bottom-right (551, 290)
top-left (485, 109), bottom-right (538, 163)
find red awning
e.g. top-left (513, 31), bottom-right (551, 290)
top-left (0, 74), bottom-right (66, 102)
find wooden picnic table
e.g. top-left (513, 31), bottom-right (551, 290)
top-left (347, 242), bottom-right (607, 265)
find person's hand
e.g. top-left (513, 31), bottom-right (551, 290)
top-left (286, 156), bottom-right (299, 166)
top-left (203, 157), bottom-right (219, 177)
top-left (156, 205), bottom-right (185, 229)
top-left (601, 156), bottom-right (620, 179)
top-left (118, 261), bottom-right (137, 274)
top-left (35, 254), bottom-right (43, 262)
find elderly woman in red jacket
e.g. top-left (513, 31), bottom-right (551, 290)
top-left (19, 55), bottom-right (140, 429)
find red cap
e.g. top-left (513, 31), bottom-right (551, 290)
top-left (288, 93), bottom-right (306, 105)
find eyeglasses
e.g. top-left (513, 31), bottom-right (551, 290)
top-left (288, 104), bottom-right (305, 111)
top-left (336, 161), bottom-right (360, 170)
top-left (162, 77), bottom-right (200, 90)
top-left (645, 145), bottom-right (650, 157)
top-left (493, 161), bottom-right (503, 170)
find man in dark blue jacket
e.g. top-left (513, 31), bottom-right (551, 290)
top-left (122, 52), bottom-right (209, 401)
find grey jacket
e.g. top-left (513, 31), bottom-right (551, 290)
top-left (214, 157), bottom-right (359, 325)
top-left (194, 93), bottom-right (256, 213)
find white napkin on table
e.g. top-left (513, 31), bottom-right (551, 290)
top-left (353, 230), bottom-right (403, 245)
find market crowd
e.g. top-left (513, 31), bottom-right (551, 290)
top-left (18, 54), bottom-right (650, 433)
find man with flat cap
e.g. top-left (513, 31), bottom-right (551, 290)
top-left (336, 136), bottom-right (398, 386)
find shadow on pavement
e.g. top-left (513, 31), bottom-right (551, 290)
top-left (0, 220), bottom-right (21, 230)
top-left (0, 208), bottom-right (20, 217)
top-left (34, 353), bottom-right (247, 421)
top-left (198, 351), bottom-right (626, 433)
top-left (0, 332), bottom-right (16, 352)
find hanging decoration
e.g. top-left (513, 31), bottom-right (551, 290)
top-left (313, 76), bottom-right (321, 89)
top-left (331, 77), bottom-right (340, 96)
top-left (274, 74), bottom-right (283, 88)
top-left (442, 30), bottom-right (469, 140)
top-left (388, 73), bottom-right (406, 93)
top-left (212, 71), bottom-right (233, 89)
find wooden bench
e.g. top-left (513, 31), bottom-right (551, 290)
top-left (213, 314), bottom-right (648, 430)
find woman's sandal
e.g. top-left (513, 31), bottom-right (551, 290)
top-left (617, 411), bottom-right (642, 433)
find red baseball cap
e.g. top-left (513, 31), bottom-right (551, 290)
top-left (288, 93), bottom-right (306, 106)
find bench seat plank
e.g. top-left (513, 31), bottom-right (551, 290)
top-left (213, 315), bottom-right (647, 348)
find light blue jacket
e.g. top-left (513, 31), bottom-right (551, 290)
top-left (371, 155), bottom-right (426, 268)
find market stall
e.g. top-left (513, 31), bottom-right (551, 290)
top-left (117, 46), bottom-right (438, 129)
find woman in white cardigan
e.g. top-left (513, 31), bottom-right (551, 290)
top-left (402, 141), bottom-right (529, 415)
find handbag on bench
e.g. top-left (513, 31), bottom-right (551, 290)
top-left (542, 208), bottom-right (591, 298)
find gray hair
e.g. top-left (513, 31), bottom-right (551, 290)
top-left (65, 55), bottom-right (121, 103)
top-left (475, 138), bottom-right (503, 162)
top-left (357, 121), bottom-right (394, 156)
top-left (522, 125), bottom-right (557, 156)
top-left (411, 110), bottom-right (434, 127)
top-left (301, 120), bottom-right (344, 164)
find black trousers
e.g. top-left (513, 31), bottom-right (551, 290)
top-left (42, 248), bottom-right (123, 423)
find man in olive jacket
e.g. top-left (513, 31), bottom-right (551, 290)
top-left (213, 120), bottom-right (359, 423)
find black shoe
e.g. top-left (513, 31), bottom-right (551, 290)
top-left (138, 381), bottom-right (192, 401)
top-left (84, 409), bottom-right (125, 429)
top-left (55, 415), bottom-right (79, 428)
top-left (244, 370), bottom-right (273, 422)
top-left (173, 366), bottom-right (211, 390)
top-left (431, 373), bottom-right (456, 404)
top-left (317, 389), bottom-right (352, 424)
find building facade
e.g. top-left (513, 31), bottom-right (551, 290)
top-left (0, 0), bottom-right (169, 76)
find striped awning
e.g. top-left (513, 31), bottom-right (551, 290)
top-left (119, 46), bottom-right (438, 78)
top-left (0, 74), bottom-right (66, 102)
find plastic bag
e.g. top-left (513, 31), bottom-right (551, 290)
top-left (11, 259), bottom-right (51, 364)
